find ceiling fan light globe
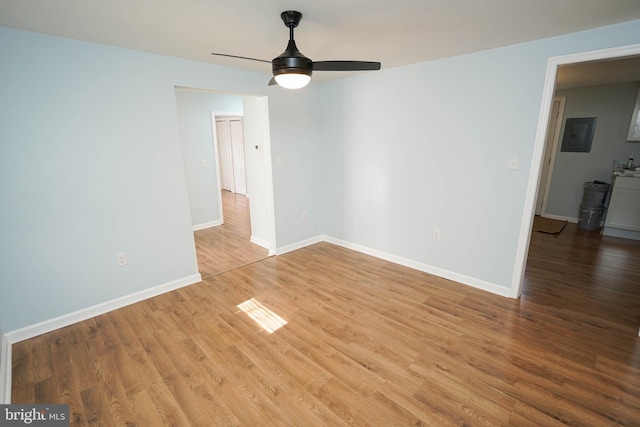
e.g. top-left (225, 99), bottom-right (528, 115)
top-left (274, 73), bottom-right (311, 89)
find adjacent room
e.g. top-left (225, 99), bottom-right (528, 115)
top-left (1, 1), bottom-right (640, 425)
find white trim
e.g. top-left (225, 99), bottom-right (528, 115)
top-left (0, 333), bottom-right (10, 404)
top-left (250, 235), bottom-right (276, 255)
top-left (210, 110), bottom-right (244, 118)
top-left (539, 96), bottom-right (566, 216)
top-left (211, 112), bottom-right (225, 226)
top-left (5, 273), bottom-right (201, 345)
top-left (511, 42), bottom-right (640, 298)
top-left (324, 236), bottom-right (512, 298)
top-left (261, 121), bottom-right (278, 257)
top-left (603, 226), bottom-right (640, 240)
top-left (277, 234), bottom-right (511, 298)
top-left (193, 220), bottom-right (223, 231)
top-left (276, 235), bottom-right (324, 255)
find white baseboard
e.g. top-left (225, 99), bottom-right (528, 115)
top-left (323, 236), bottom-right (512, 298)
top-left (5, 273), bottom-right (202, 345)
top-left (276, 235), bottom-right (324, 255)
top-left (0, 333), bottom-right (10, 404)
top-left (276, 234), bottom-right (511, 298)
top-left (603, 226), bottom-right (640, 240)
top-left (250, 235), bottom-right (276, 255)
top-left (250, 235), bottom-right (269, 249)
top-left (193, 220), bottom-right (223, 231)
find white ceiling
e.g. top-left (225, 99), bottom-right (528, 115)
top-left (2, 0), bottom-right (640, 85)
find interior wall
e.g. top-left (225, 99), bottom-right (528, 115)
top-left (0, 26), bottom-right (273, 333)
top-left (175, 89), bottom-right (243, 228)
top-left (319, 19), bottom-right (640, 293)
top-left (242, 96), bottom-right (277, 251)
top-left (546, 82), bottom-right (640, 219)
top-left (267, 87), bottom-right (325, 248)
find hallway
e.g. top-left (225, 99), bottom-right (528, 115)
top-left (193, 191), bottom-right (269, 279)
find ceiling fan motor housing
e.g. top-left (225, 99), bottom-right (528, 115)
top-left (272, 40), bottom-right (313, 78)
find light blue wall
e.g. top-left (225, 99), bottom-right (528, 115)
top-left (319, 20), bottom-right (640, 290)
top-left (175, 90), bottom-right (243, 227)
top-left (0, 27), bottom-right (280, 332)
top-left (267, 86), bottom-right (325, 245)
top-left (547, 83), bottom-right (639, 218)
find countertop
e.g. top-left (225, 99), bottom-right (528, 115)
top-left (613, 169), bottom-right (640, 177)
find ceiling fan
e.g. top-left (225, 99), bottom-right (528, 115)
top-left (211, 10), bottom-right (381, 89)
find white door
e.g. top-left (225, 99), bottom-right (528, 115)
top-left (229, 118), bottom-right (247, 195)
top-left (216, 118), bottom-right (234, 192)
top-left (536, 97), bottom-right (565, 216)
top-left (215, 116), bottom-right (247, 195)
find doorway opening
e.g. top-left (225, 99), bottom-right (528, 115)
top-left (174, 88), bottom-right (276, 280)
top-left (512, 43), bottom-right (640, 298)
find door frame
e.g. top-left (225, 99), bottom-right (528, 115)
top-left (510, 42), bottom-right (640, 298)
top-left (536, 96), bottom-right (566, 216)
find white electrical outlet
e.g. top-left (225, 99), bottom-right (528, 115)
top-left (302, 211), bottom-right (309, 221)
top-left (432, 228), bottom-right (441, 241)
top-left (116, 252), bottom-right (128, 267)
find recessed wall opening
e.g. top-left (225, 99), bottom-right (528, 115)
top-left (174, 87), bottom-right (276, 279)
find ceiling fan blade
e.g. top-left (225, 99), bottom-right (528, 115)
top-left (268, 77), bottom-right (277, 86)
top-left (312, 61), bottom-right (381, 71)
top-left (211, 52), bottom-right (271, 64)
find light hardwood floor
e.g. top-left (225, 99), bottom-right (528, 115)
top-left (11, 218), bottom-right (640, 425)
top-left (194, 191), bottom-right (269, 279)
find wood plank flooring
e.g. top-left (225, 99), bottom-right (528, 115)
top-left (11, 222), bottom-right (640, 426)
top-left (194, 190), bottom-right (269, 279)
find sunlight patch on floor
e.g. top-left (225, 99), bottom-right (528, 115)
top-left (237, 298), bottom-right (287, 333)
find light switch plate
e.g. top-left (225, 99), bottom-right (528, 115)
top-left (508, 155), bottom-right (519, 170)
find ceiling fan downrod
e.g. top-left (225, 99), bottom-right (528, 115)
top-left (272, 10), bottom-right (312, 81)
